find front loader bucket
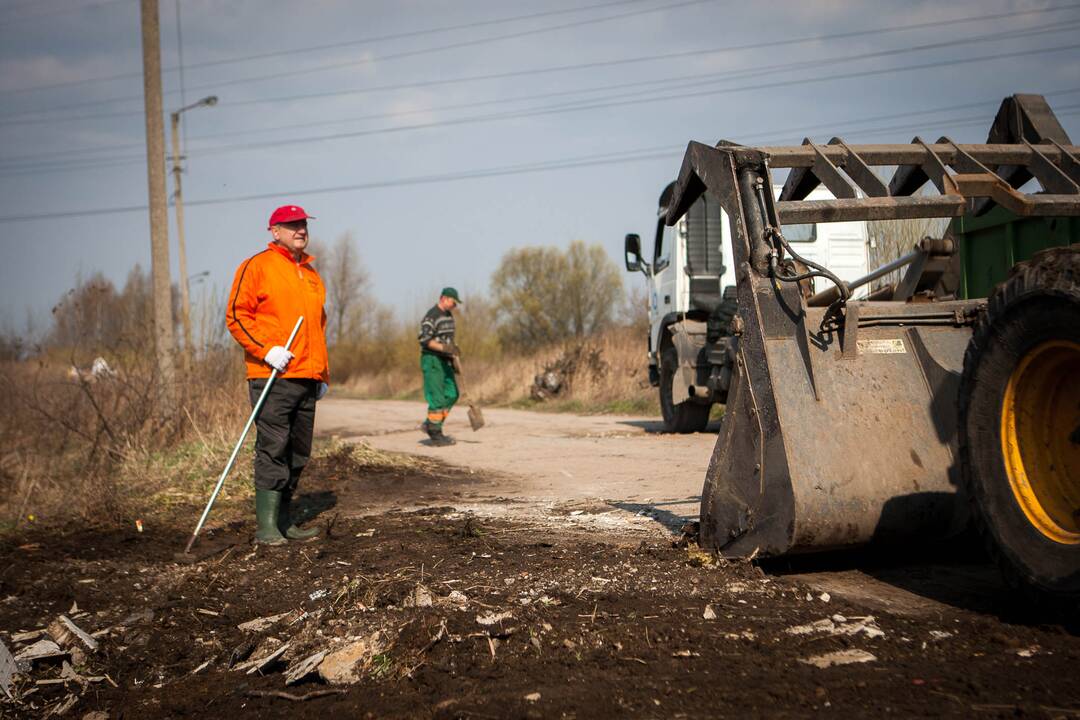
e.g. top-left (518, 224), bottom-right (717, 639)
top-left (702, 301), bottom-right (973, 557)
top-left (663, 113), bottom-right (1080, 558)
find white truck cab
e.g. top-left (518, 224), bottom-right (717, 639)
top-left (626, 183), bottom-right (869, 432)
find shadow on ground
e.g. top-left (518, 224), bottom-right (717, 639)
top-left (616, 419), bottom-right (722, 434)
top-left (609, 496), bottom-right (701, 533)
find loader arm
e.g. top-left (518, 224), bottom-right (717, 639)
top-left (668, 107), bottom-right (1080, 557)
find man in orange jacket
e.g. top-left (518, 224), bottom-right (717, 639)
top-left (226, 204), bottom-right (329, 545)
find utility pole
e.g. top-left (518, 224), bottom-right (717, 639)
top-left (170, 95), bottom-right (217, 358)
top-left (140, 0), bottom-right (178, 397)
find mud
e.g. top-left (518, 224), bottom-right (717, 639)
top-left (2, 453), bottom-right (1078, 719)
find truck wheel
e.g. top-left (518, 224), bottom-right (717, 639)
top-left (660, 346), bottom-right (711, 433)
top-left (958, 247), bottom-right (1080, 609)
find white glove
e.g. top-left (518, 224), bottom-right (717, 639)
top-left (264, 345), bottom-right (293, 372)
top-left (316, 382), bottom-right (329, 400)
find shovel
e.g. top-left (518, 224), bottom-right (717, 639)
top-left (451, 355), bottom-right (485, 431)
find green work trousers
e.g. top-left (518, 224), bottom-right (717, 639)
top-left (421, 353), bottom-right (458, 428)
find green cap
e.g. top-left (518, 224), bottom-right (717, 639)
top-left (441, 287), bottom-right (462, 303)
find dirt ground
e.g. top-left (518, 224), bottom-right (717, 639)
top-left (2, 400), bottom-right (1078, 719)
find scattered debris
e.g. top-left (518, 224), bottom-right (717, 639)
top-left (786, 616), bottom-right (885, 640)
top-left (1016, 645), bottom-right (1040, 658)
top-left (702, 604), bottom-right (717, 621)
top-left (404, 585), bottom-right (434, 608)
top-left (14, 638), bottom-right (67, 668)
top-left (929, 630), bottom-right (954, 641)
top-left (0, 639), bottom-right (14, 699)
top-left (319, 632), bottom-right (385, 685)
top-left (237, 612), bottom-right (292, 633)
top-left (476, 611), bottom-right (514, 626)
top-left (244, 688), bottom-right (347, 702)
top-left (11, 629), bottom-right (45, 643)
top-left (818, 592), bottom-right (831, 603)
top-left (671, 649), bottom-right (700, 658)
top-left (524, 692), bottom-right (542, 702)
top-left (309, 589), bottom-right (329, 602)
top-left (285, 651), bottom-right (326, 686)
top-left (190, 659), bottom-right (212, 675)
top-left (48, 615), bottom-right (99, 654)
top-left (234, 641), bottom-right (290, 675)
top-left (800, 649), bottom-right (878, 668)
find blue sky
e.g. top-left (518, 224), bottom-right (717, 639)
top-left (1, 0), bottom-right (1078, 336)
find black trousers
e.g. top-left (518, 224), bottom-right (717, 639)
top-left (249, 378), bottom-right (317, 492)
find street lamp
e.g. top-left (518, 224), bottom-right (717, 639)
top-left (170, 94), bottom-right (218, 358)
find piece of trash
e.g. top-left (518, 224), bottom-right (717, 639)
top-left (319, 632), bottom-right (384, 685)
top-left (52, 695), bottom-right (78, 716)
top-left (196, 609), bottom-right (219, 617)
top-left (285, 651), bottom-right (326, 686)
top-left (818, 592), bottom-right (830, 603)
top-left (476, 611), bottom-right (514, 626)
top-left (702, 605), bottom-right (717, 621)
top-left (1016, 645), bottom-right (1039, 658)
top-left (929, 630), bottom-right (954, 641)
top-left (671, 649), bottom-right (700, 658)
top-left (404, 585), bottom-right (434, 608)
top-left (309, 589), bottom-right (329, 601)
top-left (570, 510), bottom-right (583, 516)
top-left (355, 529), bottom-right (375, 538)
top-left (237, 612), bottom-right (291, 633)
top-left (234, 641), bottom-right (290, 675)
top-left (524, 692), bottom-right (541, 702)
top-left (800, 649), bottom-right (877, 668)
top-left (446, 590), bottom-right (468, 606)
top-left (11, 630), bottom-right (44, 643)
top-left (191, 659), bottom-right (212, 675)
top-left (13, 639), bottom-right (66, 668)
top-left (48, 615), bottom-right (99, 653)
top-left (135, 519), bottom-right (143, 533)
top-left (0, 639), bottom-right (14, 699)
top-left (68, 601), bottom-right (79, 615)
top-left (786, 616), bottom-right (884, 640)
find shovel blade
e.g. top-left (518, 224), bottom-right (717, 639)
top-left (467, 404), bottom-right (485, 431)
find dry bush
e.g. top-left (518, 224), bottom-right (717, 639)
top-left (0, 347), bottom-right (248, 530)
top-left (339, 325), bottom-right (657, 415)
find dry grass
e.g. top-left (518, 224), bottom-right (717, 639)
top-left (340, 326), bottom-right (658, 415)
top-left (0, 350), bottom-right (251, 532)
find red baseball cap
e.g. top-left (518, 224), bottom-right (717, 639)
top-left (267, 204), bottom-right (315, 229)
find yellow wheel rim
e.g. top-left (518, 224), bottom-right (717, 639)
top-left (1000, 340), bottom-right (1080, 545)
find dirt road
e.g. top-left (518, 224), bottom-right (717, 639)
top-left (316, 398), bottom-right (717, 533)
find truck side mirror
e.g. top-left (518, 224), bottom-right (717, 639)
top-left (625, 233), bottom-right (644, 272)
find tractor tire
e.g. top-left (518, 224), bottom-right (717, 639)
top-left (958, 246), bottom-right (1080, 610)
top-left (659, 346), bottom-right (711, 433)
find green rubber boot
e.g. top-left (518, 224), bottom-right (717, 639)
top-left (254, 489), bottom-right (287, 545)
top-left (280, 490), bottom-right (319, 540)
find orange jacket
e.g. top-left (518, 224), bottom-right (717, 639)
top-left (226, 242), bottom-right (329, 382)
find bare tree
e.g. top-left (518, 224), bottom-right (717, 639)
top-left (320, 233), bottom-right (370, 345)
top-left (867, 217), bottom-right (950, 290)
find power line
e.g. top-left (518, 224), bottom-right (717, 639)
top-left (2, 0), bottom-right (657, 96)
top-left (3, 4), bottom-right (1078, 144)
top-left (3, 104), bottom-right (1077, 224)
top-left (0, 0), bottom-right (714, 118)
top-left (4, 31), bottom-right (1080, 177)
top-left (7, 0), bottom-right (1079, 122)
